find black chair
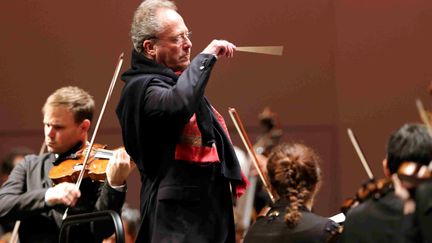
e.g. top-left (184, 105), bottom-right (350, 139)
top-left (59, 210), bottom-right (124, 243)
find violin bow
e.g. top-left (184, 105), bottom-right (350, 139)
top-left (63, 53), bottom-right (124, 220)
top-left (415, 98), bottom-right (432, 171)
top-left (347, 128), bottom-right (374, 180)
top-left (228, 107), bottom-right (279, 203)
top-left (9, 220), bottom-right (20, 243)
top-left (38, 141), bottom-right (47, 156)
top-left (416, 98), bottom-right (432, 136)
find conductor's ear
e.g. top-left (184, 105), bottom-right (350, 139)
top-left (143, 40), bottom-right (157, 58)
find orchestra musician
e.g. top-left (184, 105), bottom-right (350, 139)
top-left (0, 146), bottom-right (34, 241)
top-left (0, 86), bottom-right (134, 243)
top-left (233, 107), bottom-right (283, 238)
top-left (102, 203), bottom-right (141, 243)
top-left (410, 179), bottom-right (432, 242)
top-left (115, 0), bottom-right (248, 242)
top-left (252, 107), bottom-right (283, 218)
top-left (340, 123), bottom-right (432, 243)
top-left (243, 143), bottom-right (340, 243)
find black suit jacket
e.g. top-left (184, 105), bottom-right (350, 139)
top-left (340, 189), bottom-right (412, 243)
top-left (0, 153), bottom-right (126, 243)
top-left (244, 200), bottom-right (340, 243)
top-left (414, 181), bottom-right (432, 242)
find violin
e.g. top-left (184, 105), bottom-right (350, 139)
top-left (48, 144), bottom-right (125, 185)
top-left (341, 128), bottom-right (393, 214)
top-left (52, 53), bottom-right (124, 220)
top-left (341, 161), bottom-right (432, 215)
top-left (341, 130), bottom-right (432, 214)
top-left (341, 178), bottom-right (393, 214)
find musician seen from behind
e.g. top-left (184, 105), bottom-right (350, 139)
top-left (243, 143), bottom-right (340, 243)
top-left (390, 124), bottom-right (432, 243)
top-left (0, 86), bottom-right (134, 243)
top-left (340, 123), bottom-right (432, 243)
top-left (409, 170), bottom-right (432, 242)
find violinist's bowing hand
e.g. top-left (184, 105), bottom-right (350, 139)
top-left (45, 182), bottom-right (81, 207)
top-left (392, 174), bottom-right (416, 214)
top-left (393, 174), bottom-right (410, 201)
top-left (106, 149), bottom-right (135, 187)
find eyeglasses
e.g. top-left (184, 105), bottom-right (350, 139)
top-left (150, 31), bottom-right (192, 45)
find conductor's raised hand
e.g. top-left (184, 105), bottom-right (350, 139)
top-left (202, 39), bottom-right (236, 59)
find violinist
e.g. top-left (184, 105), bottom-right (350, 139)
top-left (253, 107), bottom-right (283, 217)
top-left (0, 86), bottom-right (134, 243)
top-left (340, 123), bottom-right (432, 243)
top-left (410, 177), bottom-right (432, 242)
top-left (243, 143), bottom-right (340, 243)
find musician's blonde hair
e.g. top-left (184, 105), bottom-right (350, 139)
top-left (42, 86), bottom-right (94, 123)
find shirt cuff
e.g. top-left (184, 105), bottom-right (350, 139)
top-left (109, 184), bottom-right (127, 192)
top-left (44, 188), bottom-right (54, 207)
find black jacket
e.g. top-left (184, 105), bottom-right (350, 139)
top-left (414, 181), bottom-right (432, 243)
top-left (340, 189), bottom-right (413, 243)
top-left (116, 51), bottom-right (244, 243)
top-left (244, 200), bottom-right (340, 243)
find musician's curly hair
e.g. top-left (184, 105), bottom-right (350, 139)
top-left (267, 143), bottom-right (321, 228)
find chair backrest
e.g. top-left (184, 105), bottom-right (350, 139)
top-left (59, 210), bottom-right (124, 243)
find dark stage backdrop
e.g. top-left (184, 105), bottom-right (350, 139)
top-left (1, 0), bottom-right (432, 217)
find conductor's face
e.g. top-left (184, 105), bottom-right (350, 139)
top-left (43, 105), bottom-right (88, 154)
top-left (152, 8), bottom-right (192, 72)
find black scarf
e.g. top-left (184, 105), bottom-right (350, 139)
top-left (121, 50), bottom-right (215, 146)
